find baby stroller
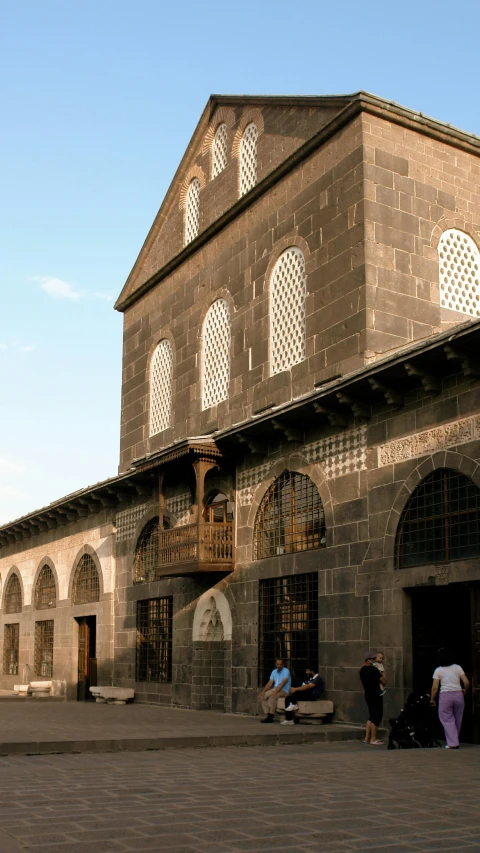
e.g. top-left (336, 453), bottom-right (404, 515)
top-left (388, 692), bottom-right (442, 749)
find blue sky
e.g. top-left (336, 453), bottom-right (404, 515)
top-left (1, 0), bottom-right (479, 524)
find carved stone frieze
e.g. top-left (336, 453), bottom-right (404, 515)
top-left (377, 415), bottom-right (480, 468)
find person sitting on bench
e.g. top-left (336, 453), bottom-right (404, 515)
top-left (280, 667), bottom-right (324, 725)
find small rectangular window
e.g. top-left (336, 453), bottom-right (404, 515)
top-left (136, 598), bottom-right (173, 683)
top-left (3, 623), bottom-right (19, 676)
top-left (34, 620), bottom-right (54, 677)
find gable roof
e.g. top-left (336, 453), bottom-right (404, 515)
top-left (115, 91), bottom-right (480, 313)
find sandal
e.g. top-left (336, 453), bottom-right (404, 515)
top-left (370, 740), bottom-right (384, 745)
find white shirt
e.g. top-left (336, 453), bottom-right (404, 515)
top-left (432, 664), bottom-right (465, 692)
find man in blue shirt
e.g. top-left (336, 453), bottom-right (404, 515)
top-left (258, 658), bottom-right (291, 723)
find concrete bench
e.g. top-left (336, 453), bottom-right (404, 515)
top-left (276, 696), bottom-right (334, 724)
top-left (89, 687), bottom-right (134, 705)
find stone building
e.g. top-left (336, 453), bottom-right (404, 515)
top-left (1, 92), bottom-right (480, 739)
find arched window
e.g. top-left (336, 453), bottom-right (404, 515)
top-left (72, 555), bottom-right (100, 605)
top-left (254, 472), bottom-right (326, 560)
top-left (134, 518), bottom-right (160, 584)
top-left (4, 573), bottom-right (22, 614)
top-left (202, 299), bottom-right (231, 410)
top-left (239, 123), bottom-right (258, 196)
top-left (212, 123), bottom-right (228, 178)
top-left (438, 229), bottom-right (480, 317)
top-left (270, 247), bottom-right (306, 375)
top-left (204, 493), bottom-right (234, 524)
top-left (396, 468), bottom-right (480, 569)
top-left (150, 339), bottom-right (173, 436)
top-left (34, 565), bottom-right (56, 610)
top-left (184, 177), bottom-right (201, 245)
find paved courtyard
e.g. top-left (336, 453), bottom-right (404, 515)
top-left (0, 701), bottom-right (362, 754)
top-left (0, 742), bottom-right (479, 853)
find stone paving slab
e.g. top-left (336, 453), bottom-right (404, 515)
top-left (0, 702), bottom-right (364, 755)
top-left (0, 742), bottom-right (478, 852)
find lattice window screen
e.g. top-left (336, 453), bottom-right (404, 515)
top-left (4, 574), bottom-right (22, 614)
top-left (202, 299), bottom-right (231, 410)
top-left (212, 123), bottom-right (228, 178)
top-left (184, 178), bottom-right (201, 245)
top-left (150, 339), bottom-right (173, 436)
top-left (270, 248), bottom-right (306, 375)
top-left (438, 229), bottom-right (480, 317)
top-left (240, 123), bottom-right (258, 196)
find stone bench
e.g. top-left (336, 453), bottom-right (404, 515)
top-left (89, 687), bottom-right (134, 705)
top-left (276, 696), bottom-right (334, 724)
top-left (30, 681), bottom-right (52, 697)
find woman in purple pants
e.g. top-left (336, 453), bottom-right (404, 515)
top-left (430, 648), bottom-right (470, 749)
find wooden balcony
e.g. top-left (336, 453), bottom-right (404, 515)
top-left (157, 521), bottom-right (234, 576)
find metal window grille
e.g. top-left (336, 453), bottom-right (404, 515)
top-left (259, 573), bottom-right (318, 686)
top-left (202, 299), bottom-right (231, 410)
top-left (184, 178), bottom-right (201, 245)
top-left (134, 518), bottom-right (159, 583)
top-left (34, 620), bottom-right (54, 678)
top-left (150, 339), bottom-right (173, 436)
top-left (4, 574), bottom-right (22, 614)
top-left (136, 597), bottom-right (172, 682)
top-left (254, 472), bottom-right (326, 560)
top-left (396, 468), bottom-right (480, 569)
top-left (3, 623), bottom-right (19, 676)
top-left (212, 123), bottom-right (228, 178)
top-left (438, 229), bottom-right (480, 317)
top-left (240, 123), bottom-right (258, 196)
top-left (270, 247), bottom-right (306, 375)
top-left (34, 565), bottom-right (56, 610)
top-left (72, 555), bottom-right (100, 604)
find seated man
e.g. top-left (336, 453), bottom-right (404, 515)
top-left (258, 658), bottom-right (291, 723)
top-left (280, 666), bottom-right (324, 725)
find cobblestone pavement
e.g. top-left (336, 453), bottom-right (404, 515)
top-left (0, 742), bottom-right (479, 853)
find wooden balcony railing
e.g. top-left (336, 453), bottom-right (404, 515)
top-left (158, 522), bottom-right (233, 570)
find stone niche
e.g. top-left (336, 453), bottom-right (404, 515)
top-left (192, 588), bottom-right (232, 712)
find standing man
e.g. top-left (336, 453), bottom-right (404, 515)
top-left (360, 651), bottom-right (385, 745)
top-left (258, 658), bottom-right (291, 723)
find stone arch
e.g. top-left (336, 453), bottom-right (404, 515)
top-left (231, 108), bottom-right (265, 159)
top-left (192, 587), bottom-right (232, 641)
top-left (2, 567), bottom-right (24, 613)
top-left (244, 453), bottom-right (333, 564)
top-left (178, 165), bottom-right (207, 210)
top-left (202, 106), bottom-right (235, 156)
top-left (68, 544), bottom-right (104, 601)
top-left (383, 450), bottom-right (480, 562)
top-left (32, 556), bottom-right (59, 609)
top-left (431, 216), bottom-right (480, 253)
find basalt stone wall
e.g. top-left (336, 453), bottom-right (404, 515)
top-left (191, 640), bottom-right (232, 712)
top-left (119, 116), bottom-right (367, 471)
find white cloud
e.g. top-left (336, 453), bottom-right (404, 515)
top-left (93, 291), bottom-right (113, 302)
top-left (0, 343), bottom-right (7, 351)
top-left (34, 276), bottom-right (82, 301)
top-left (17, 344), bottom-right (35, 353)
top-left (0, 457), bottom-right (27, 474)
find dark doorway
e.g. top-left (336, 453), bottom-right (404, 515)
top-left (410, 583), bottom-right (479, 743)
top-left (75, 616), bottom-right (97, 701)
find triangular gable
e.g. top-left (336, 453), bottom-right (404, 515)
top-left (115, 94), bottom-right (356, 312)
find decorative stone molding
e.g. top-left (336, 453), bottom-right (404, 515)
top-left (202, 106), bottom-right (235, 156)
top-left (236, 427), bottom-right (366, 507)
top-left (377, 415), bottom-right (480, 468)
top-left (231, 108), bottom-right (264, 158)
top-left (304, 426), bottom-right (367, 478)
top-left (165, 492), bottom-right (191, 527)
top-left (192, 588), bottom-right (232, 641)
top-left (178, 165), bottom-right (206, 210)
top-left (116, 504), bottom-right (148, 542)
